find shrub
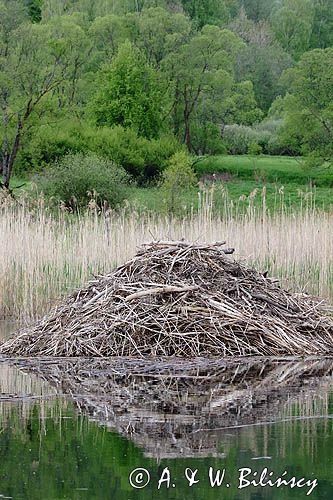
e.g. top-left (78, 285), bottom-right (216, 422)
top-left (35, 153), bottom-right (130, 209)
top-left (141, 135), bottom-right (186, 183)
top-left (87, 126), bottom-right (183, 184)
top-left (160, 151), bottom-right (197, 213)
top-left (223, 120), bottom-right (296, 156)
top-left (190, 122), bottom-right (227, 155)
top-left (15, 120), bottom-right (89, 173)
top-left (247, 142), bottom-right (262, 155)
top-left (86, 126), bottom-right (147, 179)
top-left (223, 125), bottom-right (258, 154)
top-left (19, 121), bottom-right (183, 184)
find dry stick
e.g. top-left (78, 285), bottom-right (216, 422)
top-left (124, 285), bottom-right (199, 302)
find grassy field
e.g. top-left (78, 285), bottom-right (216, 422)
top-left (128, 180), bottom-right (332, 213)
top-left (195, 155), bottom-right (333, 186)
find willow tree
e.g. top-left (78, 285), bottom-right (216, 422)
top-left (164, 25), bottom-right (244, 149)
top-left (280, 47), bottom-right (333, 165)
top-left (0, 2), bottom-right (88, 189)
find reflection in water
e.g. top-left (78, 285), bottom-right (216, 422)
top-left (0, 357), bottom-right (333, 498)
top-left (9, 357), bottom-right (333, 458)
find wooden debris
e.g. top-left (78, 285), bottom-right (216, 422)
top-left (0, 241), bottom-right (332, 357)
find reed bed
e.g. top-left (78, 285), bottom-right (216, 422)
top-left (0, 191), bottom-right (332, 321)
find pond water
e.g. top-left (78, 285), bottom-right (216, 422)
top-left (0, 323), bottom-right (333, 499)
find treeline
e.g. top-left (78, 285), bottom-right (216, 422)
top-left (0, 0), bottom-right (332, 189)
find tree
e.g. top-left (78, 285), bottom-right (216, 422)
top-left (271, 0), bottom-right (315, 59)
top-left (89, 14), bottom-right (130, 62)
top-left (91, 41), bottom-right (164, 139)
top-left (0, 2), bottom-right (87, 188)
top-left (191, 77), bottom-right (262, 154)
top-left (180, 0), bottom-right (231, 29)
top-left (238, 0), bottom-right (276, 22)
top-left (134, 7), bottom-right (191, 66)
top-left (310, 0), bottom-right (333, 49)
top-left (25, 0), bottom-right (42, 22)
top-left (41, 0), bottom-right (76, 19)
top-left (230, 11), bottom-right (292, 111)
top-left (160, 151), bottom-right (196, 213)
top-left (164, 25), bottom-right (244, 149)
top-left (280, 48), bottom-right (333, 163)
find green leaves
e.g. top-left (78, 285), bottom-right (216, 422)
top-left (91, 40), bottom-right (164, 139)
top-left (271, 0), bottom-right (314, 59)
top-left (279, 48), bottom-right (333, 162)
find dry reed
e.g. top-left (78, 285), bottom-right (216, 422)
top-left (0, 192), bottom-right (332, 321)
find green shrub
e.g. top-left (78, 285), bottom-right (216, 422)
top-left (15, 120), bottom-right (89, 173)
top-left (86, 125), bottom-right (147, 178)
top-left (190, 122), bottom-right (227, 155)
top-left (18, 120), bottom-right (183, 184)
top-left (223, 120), bottom-right (294, 156)
top-left (87, 126), bottom-right (182, 184)
top-left (160, 151), bottom-right (197, 213)
top-left (223, 125), bottom-right (258, 154)
top-left (141, 135), bottom-right (185, 183)
top-left (247, 142), bottom-right (262, 155)
top-left (35, 153), bottom-right (130, 209)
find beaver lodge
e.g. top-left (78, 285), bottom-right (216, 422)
top-left (1, 241), bottom-right (333, 357)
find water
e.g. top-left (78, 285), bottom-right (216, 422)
top-left (0, 325), bottom-right (333, 498)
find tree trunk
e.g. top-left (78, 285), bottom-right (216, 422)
top-left (2, 121), bottom-right (22, 189)
top-left (184, 116), bottom-right (191, 150)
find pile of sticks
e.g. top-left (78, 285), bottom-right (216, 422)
top-left (1, 241), bottom-right (333, 356)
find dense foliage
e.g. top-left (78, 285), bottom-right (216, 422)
top-left (0, 0), bottom-right (332, 192)
top-left (35, 153), bottom-right (130, 208)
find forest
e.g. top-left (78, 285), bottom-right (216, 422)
top-left (0, 0), bottom-right (332, 209)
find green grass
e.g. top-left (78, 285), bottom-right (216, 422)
top-left (10, 155), bottom-right (333, 213)
top-left (9, 175), bottom-right (32, 192)
top-left (195, 154), bottom-right (333, 187)
top-left (127, 180), bottom-right (332, 213)
top-left (126, 155), bottom-right (333, 213)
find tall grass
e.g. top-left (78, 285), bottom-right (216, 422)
top-left (0, 190), bottom-right (332, 321)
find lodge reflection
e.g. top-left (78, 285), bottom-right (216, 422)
top-left (3, 356), bottom-right (333, 459)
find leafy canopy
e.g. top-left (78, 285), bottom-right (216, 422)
top-left (91, 40), bottom-right (164, 139)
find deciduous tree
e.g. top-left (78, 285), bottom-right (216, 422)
top-left (0, 2), bottom-right (88, 188)
top-left (164, 25), bottom-right (244, 149)
top-left (280, 48), bottom-right (333, 163)
top-left (91, 40), bottom-right (164, 139)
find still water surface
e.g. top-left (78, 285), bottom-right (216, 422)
top-left (0, 322), bottom-right (332, 499)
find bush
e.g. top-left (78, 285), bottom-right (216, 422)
top-left (86, 126), bottom-right (147, 179)
top-left (247, 142), bottom-right (262, 155)
top-left (190, 122), bottom-right (227, 155)
top-left (87, 126), bottom-right (183, 183)
top-left (223, 120), bottom-right (295, 156)
top-left (18, 121), bottom-right (183, 184)
top-left (160, 151), bottom-right (197, 213)
top-left (15, 120), bottom-right (90, 173)
top-left (35, 153), bottom-right (130, 209)
top-left (141, 135), bottom-right (186, 183)
top-left (223, 125), bottom-right (258, 154)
